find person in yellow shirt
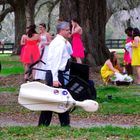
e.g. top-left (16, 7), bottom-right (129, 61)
top-left (101, 51), bottom-right (122, 84)
top-left (131, 28), bottom-right (140, 84)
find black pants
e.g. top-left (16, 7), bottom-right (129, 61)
top-left (38, 70), bottom-right (70, 126)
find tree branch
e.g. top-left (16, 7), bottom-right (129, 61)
top-left (6, 0), bottom-right (15, 7)
top-left (28, 0), bottom-right (38, 6)
top-left (0, 6), bottom-right (14, 22)
top-left (34, 0), bottom-right (60, 31)
top-left (0, 0), bottom-right (8, 5)
top-left (47, 0), bottom-right (60, 31)
top-left (34, 1), bottom-right (53, 17)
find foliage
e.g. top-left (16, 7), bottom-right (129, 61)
top-left (1, 125), bottom-right (140, 139)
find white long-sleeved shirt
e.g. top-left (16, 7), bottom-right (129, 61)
top-left (47, 34), bottom-right (72, 81)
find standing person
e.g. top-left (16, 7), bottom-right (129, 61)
top-left (123, 27), bottom-right (133, 75)
top-left (34, 23), bottom-right (52, 80)
top-left (20, 24), bottom-right (40, 81)
top-left (71, 18), bottom-right (85, 63)
top-left (38, 23), bottom-right (52, 53)
top-left (131, 28), bottom-right (140, 84)
top-left (38, 21), bottom-right (71, 127)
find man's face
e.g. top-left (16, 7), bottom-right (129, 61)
top-left (60, 27), bottom-right (71, 39)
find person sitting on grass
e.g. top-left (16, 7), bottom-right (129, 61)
top-left (100, 51), bottom-right (133, 85)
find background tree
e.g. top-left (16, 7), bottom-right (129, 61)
top-left (25, 0), bottom-right (38, 27)
top-left (60, 0), bottom-right (110, 67)
top-left (0, 0), bottom-right (38, 54)
top-left (107, 0), bottom-right (140, 21)
top-left (0, 0), bottom-right (59, 54)
top-left (8, 0), bottom-right (26, 54)
top-left (0, 0), bottom-right (140, 66)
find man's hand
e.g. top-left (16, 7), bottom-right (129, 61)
top-left (53, 81), bottom-right (62, 87)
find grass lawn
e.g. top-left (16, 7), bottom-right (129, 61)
top-left (1, 125), bottom-right (140, 140)
top-left (0, 54), bottom-right (24, 75)
top-left (1, 54), bottom-right (140, 139)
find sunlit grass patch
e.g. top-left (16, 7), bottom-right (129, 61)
top-left (1, 66), bottom-right (24, 75)
top-left (0, 54), bottom-right (24, 75)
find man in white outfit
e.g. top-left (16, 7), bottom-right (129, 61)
top-left (38, 21), bottom-right (72, 127)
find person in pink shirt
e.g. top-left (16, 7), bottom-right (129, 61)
top-left (123, 27), bottom-right (133, 75)
top-left (20, 25), bottom-right (40, 81)
top-left (71, 18), bottom-right (85, 63)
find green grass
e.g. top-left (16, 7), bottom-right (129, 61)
top-left (96, 85), bottom-right (140, 115)
top-left (1, 53), bottom-right (140, 139)
top-left (0, 54), bottom-right (24, 75)
top-left (1, 125), bottom-right (140, 140)
top-left (71, 85), bottom-right (140, 117)
top-left (0, 87), bottom-right (17, 93)
top-left (1, 66), bottom-right (23, 75)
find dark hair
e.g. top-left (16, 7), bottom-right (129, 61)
top-left (110, 51), bottom-right (117, 67)
top-left (27, 24), bottom-right (37, 38)
top-left (133, 28), bottom-right (140, 38)
top-left (26, 26), bottom-right (30, 29)
top-left (125, 27), bottom-right (133, 37)
top-left (72, 17), bottom-right (80, 24)
top-left (39, 23), bottom-right (46, 29)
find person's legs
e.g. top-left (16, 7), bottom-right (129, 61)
top-left (58, 111), bottom-right (70, 126)
top-left (134, 66), bottom-right (139, 84)
top-left (126, 63), bottom-right (133, 75)
top-left (24, 63), bottom-right (30, 81)
top-left (136, 66), bottom-right (140, 84)
top-left (38, 69), bottom-right (71, 127)
top-left (38, 111), bottom-right (52, 126)
top-left (38, 70), bottom-right (53, 126)
top-left (76, 57), bottom-right (82, 64)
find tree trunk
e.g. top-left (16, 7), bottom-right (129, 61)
top-left (25, 0), bottom-right (38, 27)
top-left (59, 0), bottom-right (110, 67)
top-left (13, 1), bottom-right (26, 54)
top-left (12, 0), bottom-right (38, 54)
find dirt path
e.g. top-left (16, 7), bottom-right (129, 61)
top-left (1, 108), bottom-right (140, 128)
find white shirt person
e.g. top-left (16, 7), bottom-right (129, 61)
top-left (34, 23), bottom-right (52, 80)
top-left (47, 33), bottom-right (72, 87)
top-left (38, 21), bottom-right (71, 127)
